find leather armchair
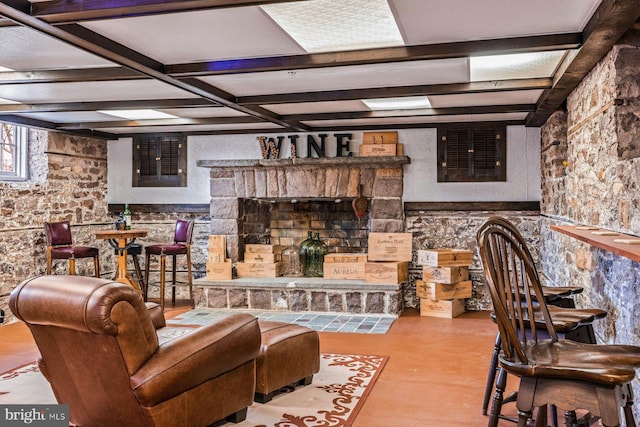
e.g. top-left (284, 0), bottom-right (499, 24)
top-left (9, 275), bottom-right (261, 427)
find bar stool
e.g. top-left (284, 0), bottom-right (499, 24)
top-left (45, 221), bottom-right (100, 277)
top-left (144, 220), bottom-right (194, 310)
top-left (113, 243), bottom-right (145, 297)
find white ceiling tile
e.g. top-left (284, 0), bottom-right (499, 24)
top-left (201, 58), bottom-right (470, 96)
top-left (264, 100), bottom-right (369, 115)
top-left (302, 112), bottom-right (528, 126)
top-left (97, 122), bottom-right (283, 134)
top-left (429, 90), bottom-right (544, 108)
top-left (392, 0), bottom-right (602, 45)
top-left (81, 7), bottom-right (305, 64)
top-left (471, 51), bottom-right (566, 81)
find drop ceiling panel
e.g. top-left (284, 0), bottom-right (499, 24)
top-left (471, 51), bottom-right (566, 81)
top-left (81, 7), bottom-right (306, 64)
top-left (392, 0), bottom-right (602, 45)
top-left (429, 90), bottom-right (544, 108)
top-left (201, 58), bottom-right (470, 96)
top-left (264, 100), bottom-right (369, 115)
top-left (0, 80), bottom-right (196, 103)
top-left (0, 27), bottom-right (114, 70)
top-left (98, 122), bottom-right (283, 134)
top-left (302, 112), bottom-right (528, 126)
top-left (13, 111), bottom-right (125, 123)
top-left (157, 107), bottom-right (248, 118)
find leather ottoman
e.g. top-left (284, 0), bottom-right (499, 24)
top-left (255, 320), bottom-right (320, 403)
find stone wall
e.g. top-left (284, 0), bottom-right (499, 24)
top-left (0, 131), bottom-right (110, 323)
top-left (539, 30), bottom-right (640, 418)
top-left (405, 208), bottom-right (541, 311)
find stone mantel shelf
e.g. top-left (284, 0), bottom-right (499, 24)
top-left (551, 225), bottom-right (640, 263)
top-left (197, 156), bottom-right (410, 169)
top-left (194, 276), bottom-right (402, 291)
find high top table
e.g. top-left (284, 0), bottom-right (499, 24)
top-left (94, 228), bottom-right (148, 292)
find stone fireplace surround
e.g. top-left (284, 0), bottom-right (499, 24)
top-left (193, 156), bottom-right (410, 315)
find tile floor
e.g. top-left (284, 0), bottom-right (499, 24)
top-left (168, 308), bottom-right (397, 334)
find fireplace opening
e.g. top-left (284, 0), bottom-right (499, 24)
top-left (241, 199), bottom-right (369, 257)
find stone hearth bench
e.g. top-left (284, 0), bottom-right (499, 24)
top-left (191, 277), bottom-right (403, 315)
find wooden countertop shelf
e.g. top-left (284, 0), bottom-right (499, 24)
top-left (550, 225), bottom-right (640, 263)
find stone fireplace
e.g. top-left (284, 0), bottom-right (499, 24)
top-left (193, 156), bottom-right (410, 315)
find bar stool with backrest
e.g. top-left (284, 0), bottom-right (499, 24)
top-left (45, 221), bottom-right (100, 277)
top-left (144, 219), bottom-right (194, 310)
top-left (478, 216), bottom-right (640, 427)
top-left (478, 217), bottom-right (607, 426)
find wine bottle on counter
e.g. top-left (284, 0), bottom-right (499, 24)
top-left (123, 203), bottom-right (132, 230)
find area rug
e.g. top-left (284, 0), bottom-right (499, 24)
top-left (0, 353), bottom-right (387, 427)
top-left (168, 308), bottom-right (397, 334)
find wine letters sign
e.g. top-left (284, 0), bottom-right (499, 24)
top-left (257, 133), bottom-right (353, 159)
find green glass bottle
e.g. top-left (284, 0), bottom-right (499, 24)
top-left (299, 231), bottom-right (313, 277)
top-left (307, 232), bottom-right (328, 277)
top-left (123, 203), bottom-right (132, 230)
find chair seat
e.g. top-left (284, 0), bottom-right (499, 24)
top-left (51, 245), bottom-right (99, 259)
top-left (501, 339), bottom-right (640, 386)
top-left (145, 244), bottom-right (188, 256)
top-left (490, 306), bottom-right (607, 334)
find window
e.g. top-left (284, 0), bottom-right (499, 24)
top-left (0, 122), bottom-right (28, 181)
top-left (133, 134), bottom-right (187, 187)
top-left (437, 124), bottom-right (506, 182)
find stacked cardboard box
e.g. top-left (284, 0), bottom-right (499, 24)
top-left (365, 233), bottom-right (412, 284)
top-left (236, 244), bottom-right (285, 278)
top-left (323, 253), bottom-right (368, 280)
top-left (359, 131), bottom-right (404, 157)
top-left (416, 248), bottom-right (473, 318)
top-left (206, 235), bottom-right (232, 280)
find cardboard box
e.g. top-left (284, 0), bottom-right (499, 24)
top-left (245, 244), bottom-right (285, 254)
top-left (244, 252), bottom-right (281, 263)
top-left (417, 249), bottom-right (473, 267)
top-left (236, 262), bottom-right (284, 278)
top-left (359, 143), bottom-right (397, 157)
top-left (416, 279), bottom-right (472, 300)
top-left (324, 253), bottom-right (368, 263)
top-left (365, 261), bottom-right (408, 284)
top-left (205, 261), bottom-right (232, 280)
top-left (363, 131), bottom-right (399, 145)
top-left (420, 298), bottom-right (466, 318)
top-left (323, 262), bottom-right (366, 280)
top-left (422, 266), bottom-right (469, 284)
top-left (367, 233), bottom-right (413, 262)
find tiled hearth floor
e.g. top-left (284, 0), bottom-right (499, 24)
top-left (168, 308), bottom-right (397, 334)
top-left (0, 300), bottom-right (524, 426)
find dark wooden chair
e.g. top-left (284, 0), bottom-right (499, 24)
top-left (478, 217), bottom-right (607, 426)
top-left (45, 220), bottom-right (100, 277)
top-left (478, 216), bottom-right (640, 427)
top-left (144, 219), bottom-right (194, 310)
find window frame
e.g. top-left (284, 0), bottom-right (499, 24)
top-left (0, 123), bottom-right (28, 182)
top-left (437, 123), bottom-right (507, 183)
top-left (132, 133), bottom-right (187, 188)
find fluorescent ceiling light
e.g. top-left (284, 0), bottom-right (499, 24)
top-left (0, 66), bottom-right (13, 72)
top-left (363, 96), bottom-right (432, 111)
top-left (470, 51), bottom-right (566, 81)
top-left (97, 109), bottom-right (178, 120)
top-left (261, 0), bottom-right (403, 53)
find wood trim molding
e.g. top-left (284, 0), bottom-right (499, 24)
top-left (108, 204), bottom-right (210, 214)
top-left (404, 201), bottom-right (540, 212)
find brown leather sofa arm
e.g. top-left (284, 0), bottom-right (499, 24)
top-left (131, 313), bottom-right (261, 406)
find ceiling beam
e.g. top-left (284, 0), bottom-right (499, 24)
top-left (168, 33), bottom-right (583, 76)
top-left (0, 98), bottom-right (219, 113)
top-left (31, 0), bottom-right (310, 24)
top-left (0, 3), bottom-right (309, 131)
top-left (526, 0), bottom-right (640, 126)
top-left (236, 78), bottom-right (552, 106)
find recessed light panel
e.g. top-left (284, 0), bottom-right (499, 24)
top-left (0, 66), bottom-right (13, 72)
top-left (261, 0), bottom-right (403, 53)
top-left (470, 51), bottom-right (566, 81)
top-left (363, 96), bottom-right (432, 111)
top-left (97, 109), bottom-right (179, 120)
